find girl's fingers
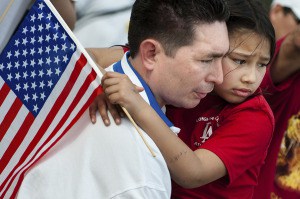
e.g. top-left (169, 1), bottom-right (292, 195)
top-left (135, 85), bottom-right (144, 93)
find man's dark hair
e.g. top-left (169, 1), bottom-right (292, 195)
top-left (128, 0), bottom-right (230, 58)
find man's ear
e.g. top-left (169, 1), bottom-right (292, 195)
top-left (139, 39), bottom-right (163, 70)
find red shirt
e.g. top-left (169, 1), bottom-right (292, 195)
top-left (167, 92), bottom-right (274, 199)
top-left (253, 38), bottom-right (300, 199)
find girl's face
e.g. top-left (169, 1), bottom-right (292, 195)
top-left (214, 30), bottom-right (271, 104)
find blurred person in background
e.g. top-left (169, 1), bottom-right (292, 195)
top-left (269, 0), bottom-right (300, 40)
top-left (253, 0), bottom-right (300, 198)
top-left (73, 0), bottom-right (134, 48)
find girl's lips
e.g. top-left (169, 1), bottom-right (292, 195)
top-left (233, 88), bottom-right (252, 98)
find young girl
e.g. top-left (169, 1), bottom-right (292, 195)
top-left (99, 0), bottom-right (276, 197)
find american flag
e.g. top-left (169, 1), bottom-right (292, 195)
top-left (0, 0), bottom-right (103, 198)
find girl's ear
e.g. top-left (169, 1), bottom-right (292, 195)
top-left (139, 39), bottom-right (163, 70)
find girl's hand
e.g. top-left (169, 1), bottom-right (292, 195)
top-left (101, 72), bottom-right (145, 117)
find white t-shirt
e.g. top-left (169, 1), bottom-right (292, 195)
top-left (17, 52), bottom-right (178, 199)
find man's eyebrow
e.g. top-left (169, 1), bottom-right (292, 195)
top-left (208, 52), bottom-right (228, 58)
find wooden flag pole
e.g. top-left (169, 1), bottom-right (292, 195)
top-left (0, 0), bottom-right (15, 23)
top-left (121, 107), bottom-right (156, 157)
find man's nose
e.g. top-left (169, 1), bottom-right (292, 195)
top-left (208, 60), bottom-right (223, 85)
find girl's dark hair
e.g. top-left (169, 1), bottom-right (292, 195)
top-left (128, 0), bottom-right (230, 58)
top-left (226, 0), bottom-right (276, 61)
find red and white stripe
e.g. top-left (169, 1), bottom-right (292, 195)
top-left (0, 50), bottom-right (102, 199)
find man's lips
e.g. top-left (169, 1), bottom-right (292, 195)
top-left (194, 92), bottom-right (208, 99)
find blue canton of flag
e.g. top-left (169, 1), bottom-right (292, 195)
top-left (0, 0), bottom-right (103, 198)
top-left (0, 1), bottom-right (76, 116)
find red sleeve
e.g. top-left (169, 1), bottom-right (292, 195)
top-left (122, 45), bottom-right (130, 53)
top-left (260, 36), bottom-right (299, 93)
top-left (201, 96), bottom-right (274, 185)
top-left (110, 44), bottom-right (129, 53)
top-left (262, 67), bottom-right (300, 94)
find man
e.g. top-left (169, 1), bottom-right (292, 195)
top-left (17, 0), bottom-right (229, 198)
top-left (253, 0), bottom-right (300, 198)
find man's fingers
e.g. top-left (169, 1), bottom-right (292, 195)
top-left (89, 100), bottom-right (98, 124)
top-left (107, 102), bottom-right (122, 125)
top-left (97, 95), bottom-right (111, 126)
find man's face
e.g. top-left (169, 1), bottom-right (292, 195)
top-left (149, 22), bottom-right (229, 109)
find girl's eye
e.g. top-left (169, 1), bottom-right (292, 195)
top-left (233, 59), bottom-right (246, 65)
top-left (258, 63), bottom-right (268, 68)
